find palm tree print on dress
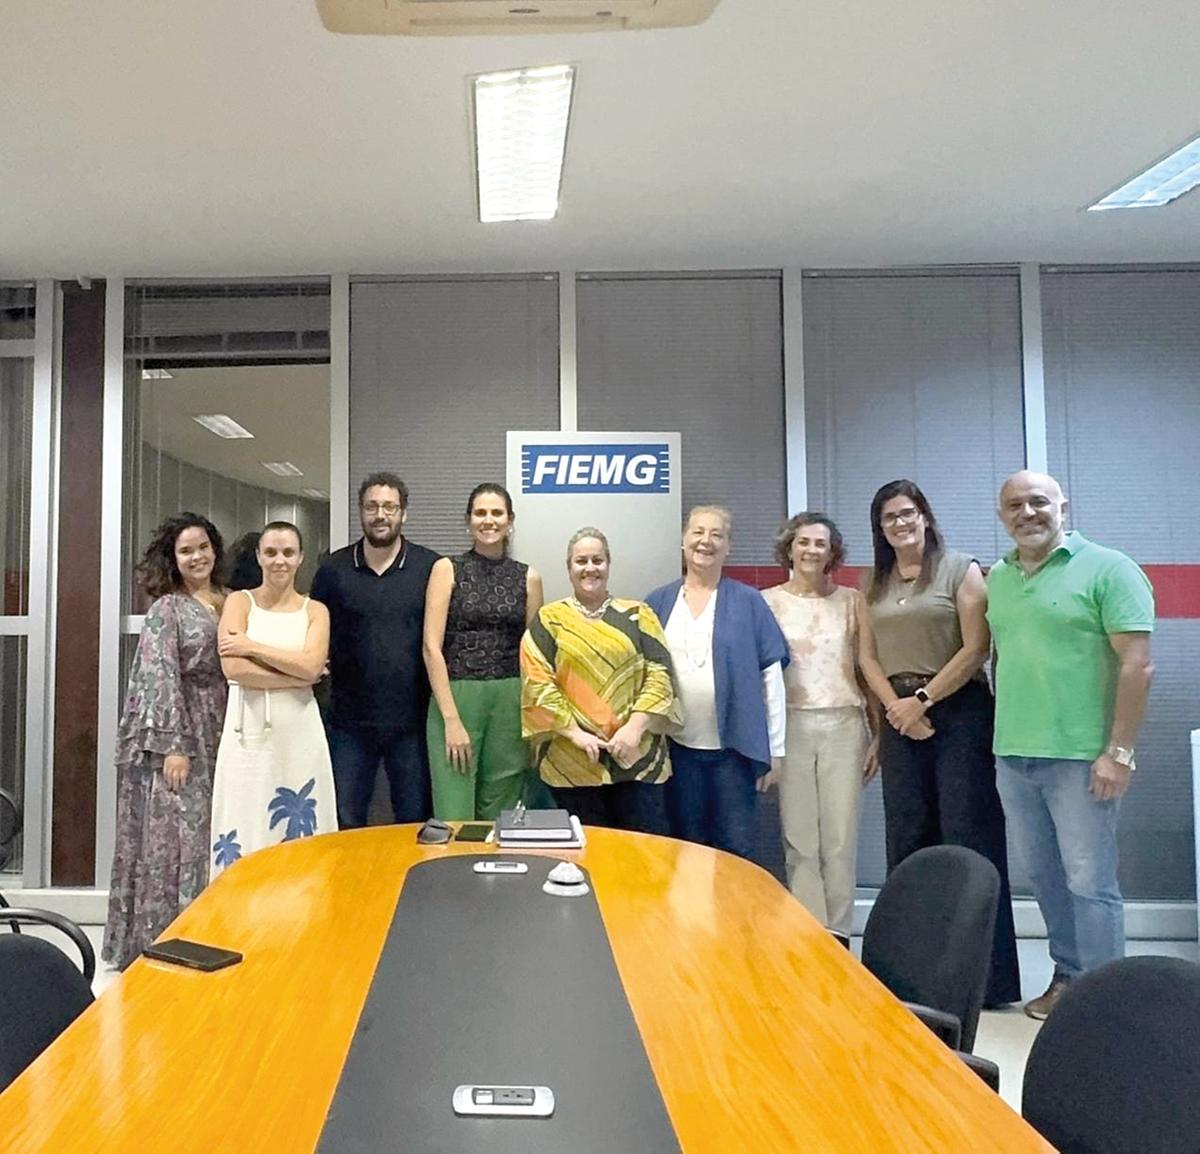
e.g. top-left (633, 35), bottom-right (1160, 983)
top-left (212, 829), bottom-right (243, 869)
top-left (267, 778), bottom-right (319, 840)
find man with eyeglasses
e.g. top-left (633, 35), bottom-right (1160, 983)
top-left (988, 470), bottom-right (1154, 1020)
top-left (311, 471), bottom-right (441, 828)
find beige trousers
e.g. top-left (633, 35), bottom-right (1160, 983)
top-left (779, 707), bottom-right (867, 937)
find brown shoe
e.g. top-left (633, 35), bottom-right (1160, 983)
top-left (1024, 974), bottom-right (1073, 1020)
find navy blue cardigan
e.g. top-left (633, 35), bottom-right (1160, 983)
top-left (646, 576), bottom-right (789, 773)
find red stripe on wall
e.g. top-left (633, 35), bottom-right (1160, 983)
top-left (725, 564), bottom-right (1200, 619)
top-left (1141, 566), bottom-right (1200, 620)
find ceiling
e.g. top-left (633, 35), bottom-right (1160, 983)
top-left (2, 0), bottom-right (1199, 277)
top-left (140, 365), bottom-right (330, 495)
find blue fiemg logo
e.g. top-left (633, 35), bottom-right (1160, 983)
top-left (521, 443), bottom-right (671, 494)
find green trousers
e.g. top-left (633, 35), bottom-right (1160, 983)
top-left (428, 677), bottom-right (547, 820)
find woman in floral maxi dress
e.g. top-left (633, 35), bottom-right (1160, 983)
top-left (102, 513), bottom-right (228, 970)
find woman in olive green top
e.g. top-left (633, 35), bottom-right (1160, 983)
top-left (857, 479), bottom-right (1020, 1005)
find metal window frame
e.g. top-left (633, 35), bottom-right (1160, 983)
top-left (782, 267), bottom-right (807, 513)
top-left (94, 277), bottom-right (126, 885)
top-left (96, 278), bottom-right (340, 886)
top-left (0, 280), bottom-right (60, 888)
top-left (1019, 263), bottom-right (1048, 471)
top-left (558, 272), bottom-right (576, 432)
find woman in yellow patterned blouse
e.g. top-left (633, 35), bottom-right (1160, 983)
top-left (520, 527), bottom-right (680, 834)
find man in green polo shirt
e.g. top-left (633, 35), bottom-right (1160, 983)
top-left (988, 470), bottom-right (1154, 1020)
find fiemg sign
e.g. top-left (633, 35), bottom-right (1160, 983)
top-left (521, 443), bottom-right (671, 494)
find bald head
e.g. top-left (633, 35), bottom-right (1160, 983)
top-left (1000, 470), bottom-right (1065, 505)
top-left (998, 470), bottom-right (1068, 561)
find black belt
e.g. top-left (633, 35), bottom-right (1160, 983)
top-left (888, 672), bottom-right (932, 694)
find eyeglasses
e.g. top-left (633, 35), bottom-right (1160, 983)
top-left (881, 507), bottom-right (921, 528)
top-left (362, 502), bottom-right (402, 516)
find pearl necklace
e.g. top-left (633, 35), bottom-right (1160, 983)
top-left (568, 596), bottom-right (612, 620)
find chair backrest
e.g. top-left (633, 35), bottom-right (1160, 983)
top-left (860, 844), bottom-right (1000, 1053)
top-left (1022, 956), bottom-right (1200, 1154)
top-left (0, 788), bottom-right (20, 869)
top-left (0, 934), bottom-right (95, 1093)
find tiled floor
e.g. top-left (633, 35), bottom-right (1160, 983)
top-left (27, 924), bottom-right (1200, 1119)
top-left (846, 935), bottom-right (1200, 1111)
top-left (974, 937), bottom-right (1199, 1111)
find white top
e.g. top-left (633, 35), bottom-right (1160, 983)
top-left (665, 587), bottom-right (721, 749)
top-left (761, 584), bottom-right (864, 711)
top-left (665, 586), bottom-right (787, 758)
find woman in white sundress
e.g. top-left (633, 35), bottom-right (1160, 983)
top-left (210, 521), bottom-right (337, 877)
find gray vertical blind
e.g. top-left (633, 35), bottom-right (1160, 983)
top-left (1043, 267), bottom-right (1200, 900)
top-left (802, 269), bottom-right (1026, 888)
top-left (803, 270), bottom-right (1025, 565)
top-left (349, 277), bottom-right (560, 556)
top-left (575, 273), bottom-right (786, 565)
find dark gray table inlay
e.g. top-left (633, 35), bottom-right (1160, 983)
top-left (317, 855), bottom-right (681, 1153)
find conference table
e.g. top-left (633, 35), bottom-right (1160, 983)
top-left (3, 827), bottom-right (1052, 1152)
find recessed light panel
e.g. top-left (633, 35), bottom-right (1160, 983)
top-left (473, 65), bottom-right (574, 223)
top-left (261, 461), bottom-right (304, 477)
top-left (193, 414), bottom-right (254, 439)
top-left (1089, 133), bottom-right (1200, 211)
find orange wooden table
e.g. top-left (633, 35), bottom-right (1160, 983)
top-left (2, 827), bottom-right (1053, 1152)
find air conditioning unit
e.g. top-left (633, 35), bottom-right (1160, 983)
top-left (315, 0), bottom-right (722, 37)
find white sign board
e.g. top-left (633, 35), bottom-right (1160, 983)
top-left (506, 431), bottom-right (683, 604)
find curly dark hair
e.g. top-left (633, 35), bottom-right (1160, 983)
top-left (138, 513), bottom-right (225, 600)
top-left (774, 512), bottom-right (846, 571)
top-left (358, 471), bottom-right (409, 510)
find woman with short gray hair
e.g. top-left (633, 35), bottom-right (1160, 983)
top-left (646, 506), bottom-right (789, 860)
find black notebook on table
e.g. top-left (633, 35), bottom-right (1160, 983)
top-left (496, 807), bottom-right (575, 841)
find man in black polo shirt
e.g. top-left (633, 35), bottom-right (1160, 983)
top-left (311, 471), bottom-right (440, 828)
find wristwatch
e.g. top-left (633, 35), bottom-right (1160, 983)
top-left (914, 687), bottom-right (933, 706)
top-left (1107, 745), bottom-right (1136, 768)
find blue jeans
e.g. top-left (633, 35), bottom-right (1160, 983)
top-left (664, 743), bottom-right (758, 861)
top-left (327, 725), bottom-right (431, 829)
top-left (996, 756), bottom-right (1124, 978)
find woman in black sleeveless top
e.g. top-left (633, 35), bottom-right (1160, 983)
top-left (423, 484), bottom-right (544, 819)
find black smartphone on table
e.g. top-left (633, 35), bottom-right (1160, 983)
top-left (455, 822), bottom-right (494, 843)
top-left (142, 938), bottom-right (243, 972)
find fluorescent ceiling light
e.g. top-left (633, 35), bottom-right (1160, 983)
top-left (302, 488), bottom-right (329, 499)
top-left (142, 368), bottom-right (173, 380)
top-left (261, 461), bottom-right (304, 477)
top-left (193, 413), bottom-right (254, 439)
top-left (473, 64), bottom-right (574, 223)
top-left (1088, 133), bottom-right (1200, 211)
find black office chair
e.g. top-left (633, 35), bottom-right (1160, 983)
top-left (0, 907), bottom-right (96, 1093)
top-left (1022, 955), bottom-right (1200, 1154)
top-left (861, 844), bottom-right (1000, 1055)
top-left (958, 1050), bottom-right (1000, 1093)
top-left (0, 786), bottom-right (20, 870)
